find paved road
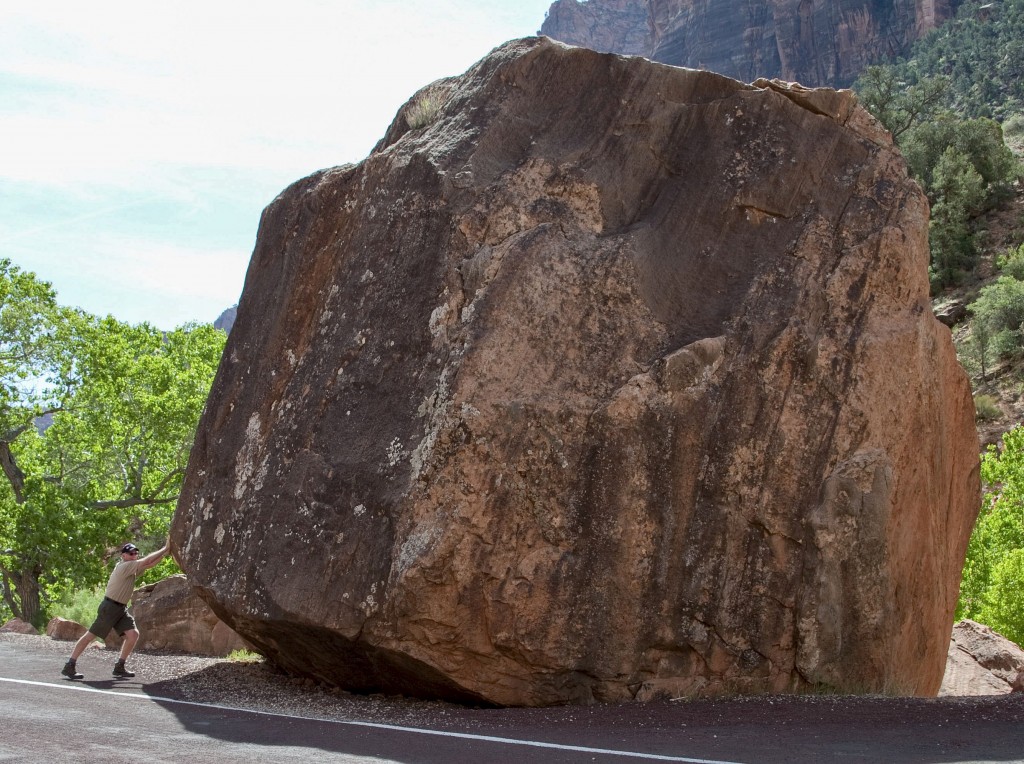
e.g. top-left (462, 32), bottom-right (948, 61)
top-left (1, 640), bottom-right (1021, 763)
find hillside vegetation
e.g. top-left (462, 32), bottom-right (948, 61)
top-left (855, 0), bottom-right (1024, 643)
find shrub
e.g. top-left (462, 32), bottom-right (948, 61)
top-left (1003, 113), bottom-right (1024, 139)
top-left (997, 243), bottom-right (1024, 280)
top-left (50, 586), bottom-right (104, 627)
top-left (974, 394), bottom-right (1002, 420)
top-left (406, 93), bottom-right (443, 130)
top-left (227, 649), bottom-right (262, 662)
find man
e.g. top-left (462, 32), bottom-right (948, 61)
top-left (61, 540), bottom-right (170, 679)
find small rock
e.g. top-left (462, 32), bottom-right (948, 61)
top-left (46, 617), bottom-right (87, 641)
top-left (0, 618), bottom-right (37, 635)
top-left (934, 300), bottom-right (968, 328)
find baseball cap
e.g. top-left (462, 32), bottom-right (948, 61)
top-left (121, 543), bottom-right (139, 554)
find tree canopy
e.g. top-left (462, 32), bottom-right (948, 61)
top-left (958, 426), bottom-right (1024, 644)
top-left (0, 259), bottom-right (225, 626)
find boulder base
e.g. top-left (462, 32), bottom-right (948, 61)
top-left (171, 38), bottom-right (979, 706)
top-left (131, 575), bottom-right (250, 656)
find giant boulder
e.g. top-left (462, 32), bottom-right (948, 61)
top-left (170, 38), bottom-right (979, 706)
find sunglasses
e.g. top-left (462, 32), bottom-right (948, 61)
top-left (125, 550), bottom-right (139, 556)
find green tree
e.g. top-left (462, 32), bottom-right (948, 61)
top-left (853, 65), bottom-right (948, 138)
top-left (0, 263), bottom-right (226, 627)
top-left (958, 311), bottom-right (993, 381)
top-left (926, 145), bottom-right (990, 287)
top-left (855, 53), bottom-right (1020, 290)
top-left (978, 549), bottom-right (1024, 643)
top-left (958, 426), bottom-right (1024, 643)
top-left (901, 117), bottom-right (1017, 205)
top-left (0, 259), bottom-right (79, 623)
top-left (967, 276), bottom-right (1024, 359)
top-left (908, 0), bottom-right (1024, 120)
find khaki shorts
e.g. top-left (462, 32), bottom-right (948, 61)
top-left (88, 597), bottom-right (136, 637)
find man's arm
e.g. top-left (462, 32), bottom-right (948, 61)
top-left (136, 542), bottom-right (170, 572)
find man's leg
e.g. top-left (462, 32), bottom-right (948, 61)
top-left (70, 629), bottom-right (98, 661)
top-left (113, 629), bottom-right (139, 677)
top-left (119, 629), bottom-right (139, 660)
top-left (62, 629), bottom-right (100, 679)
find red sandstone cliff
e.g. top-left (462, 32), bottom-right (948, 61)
top-left (540, 0), bottom-right (960, 86)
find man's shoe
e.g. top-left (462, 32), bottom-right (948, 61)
top-left (61, 661), bottom-right (83, 680)
top-left (112, 661), bottom-right (135, 678)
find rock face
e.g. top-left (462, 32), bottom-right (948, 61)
top-left (131, 575), bottom-right (249, 656)
top-left (939, 620), bottom-right (1024, 696)
top-left (215, 305), bottom-right (238, 334)
top-left (541, 0), bottom-right (652, 56)
top-left (171, 38), bottom-right (979, 706)
top-left (540, 0), bottom-right (961, 86)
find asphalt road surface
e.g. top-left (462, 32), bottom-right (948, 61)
top-left (1, 639), bottom-right (1022, 763)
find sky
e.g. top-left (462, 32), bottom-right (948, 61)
top-left (0, 1), bottom-right (556, 329)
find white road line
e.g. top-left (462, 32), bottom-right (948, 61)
top-left (0, 676), bottom-right (745, 764)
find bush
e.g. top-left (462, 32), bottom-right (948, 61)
top-left (227, 649), bottom-right (263, 662)
top-left (997, 243), bottom-right (1024, 280)
top-left (974, 394), bottom-right (1002, 420)
top-left (50, 586), bottom-right (103, 627)
top-left (1003, 113), bottom-right (1024, 139)
top-left (406, 93), bottom-right (443, 130)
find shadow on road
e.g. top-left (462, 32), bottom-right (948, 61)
top-left (139, 661), bottom-right (1024, 764)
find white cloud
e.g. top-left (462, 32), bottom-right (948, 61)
top-left (1, 1), bottom-right (548, 185)
top-left (13, 233), bottom-right (250, 328)
top-left (0, 0), bottom-right (554, 326)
